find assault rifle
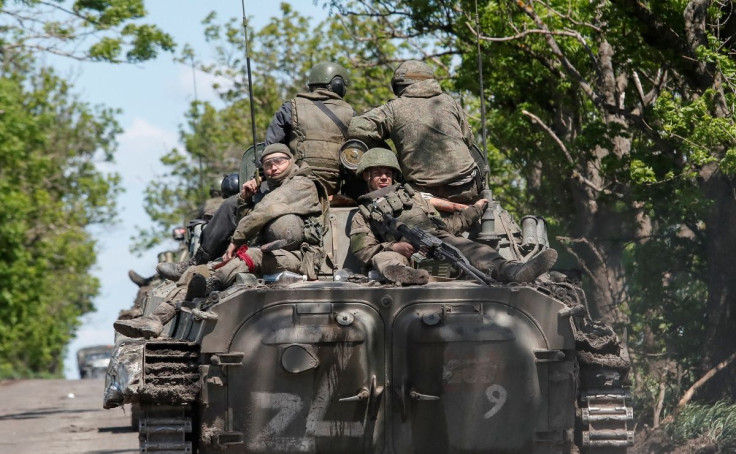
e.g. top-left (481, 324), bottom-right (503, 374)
top-left (381, 212), bottom-right (493, 285)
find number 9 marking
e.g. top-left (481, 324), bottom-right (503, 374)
top-left (483, 384), bottom-right (507, 419)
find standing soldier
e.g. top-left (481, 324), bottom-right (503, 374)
top-left (349, 148), bottom-right (557, 285)
top-left (265, 61), bottom-right (354, 195)
top-left (348, 60), bottom-right (482, 204)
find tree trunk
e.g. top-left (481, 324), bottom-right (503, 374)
top-left (700, 167), bottom-right (736, 399)
top-left (569, 198), bottom-right (631, 327)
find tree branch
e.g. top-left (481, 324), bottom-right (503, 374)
top-left (676, 350), bottom-right (736, 410)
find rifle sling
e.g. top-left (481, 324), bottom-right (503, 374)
top-left (313, 100), bottom-right (349, 139)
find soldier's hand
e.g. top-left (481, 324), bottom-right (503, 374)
top-left (474, 199), bottom-right (489, 212)
top-left (241, 179), bottom-right (258, 199)
top-left (391, 241), bottom-right (416, 258)
top-left (223, 242), bottom-right (237, 261)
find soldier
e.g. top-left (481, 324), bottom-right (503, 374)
top-left (114, 144), bottom-right (325, 339)
top-left (157, 63), bottom-right (352, 281)
top-left (349, 148), bottom-right (557, 285)
top-left (157, 174), bottom-right (240, 280)
top-left (348, 60), bottom-right (482, 204)
top-left (265, 61), bottom-right (355, 195)
top-left (198, 177), bottom-right (226, 219)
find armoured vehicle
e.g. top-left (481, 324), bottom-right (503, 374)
top-left (104, 144), bottom-right (633, 453)
top-left (77, 345), bottom-right (113, 379)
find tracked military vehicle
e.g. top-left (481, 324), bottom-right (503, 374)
top-left (104, 143), bottom-right (633, 453)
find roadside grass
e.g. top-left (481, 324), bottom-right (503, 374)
top-left (665, 401), bottom-right (736, 449)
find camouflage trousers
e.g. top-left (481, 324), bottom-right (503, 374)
top-left (372, 231), bottom-right (507, 276)
top-left (214, 248), bottom-right (305, 285)
top-left (411, 178), bottom-right (481, 204)
top-left (171, 249), bottom-right (301, 287)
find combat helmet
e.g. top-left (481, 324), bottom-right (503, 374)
top-left (356, 147), bottom-right (401, 178)
top-left (220, 172), bottom-right (240, 198)
top-left (209, 176), bottom-right (224, 198)
top-left (391, 60), bottom-right (435, 95)
top-left (307, 62), bottom-right (350, 97)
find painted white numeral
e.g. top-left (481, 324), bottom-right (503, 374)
top-left (483, 384), bottom-right (507, 419)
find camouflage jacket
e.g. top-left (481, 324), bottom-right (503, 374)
top-left (349, 184), bottom-right (483, 265)
top-left (348, 79), bottom-right (477, 188)
top-left (232, 164), bottom-right (324, 247)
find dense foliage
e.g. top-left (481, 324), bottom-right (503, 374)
top-left (0, 0), bottom-right (172, 377)
top-left (0, 61), bottom-right (121, 377)
top-left (324, 0), bottom-right (736, 425)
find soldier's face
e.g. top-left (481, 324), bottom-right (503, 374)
top-left (364, 166), bottom-right (394, 190)
top-left (262, 153), bottom-right (291, 179)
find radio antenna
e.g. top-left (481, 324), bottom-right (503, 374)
top-left (190, 54), bottom-right (204, 192)
top-left (474, 0), bottom-right (491, 187)
top-left (240, 0), bottom-right (260, 184)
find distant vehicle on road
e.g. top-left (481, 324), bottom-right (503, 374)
top-left (77, 345), bottom-right (113, 379)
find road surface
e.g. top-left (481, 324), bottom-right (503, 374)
top-left (0, 378), bottom-right (138, 454)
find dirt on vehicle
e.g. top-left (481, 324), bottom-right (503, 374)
top-left (104, 145), bottom-right (634, 453)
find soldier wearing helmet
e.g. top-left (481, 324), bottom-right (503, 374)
top-left (348, 60), bottom-right (481, 204)
top-left (264, 61), bottom-right (355, 195)
top-left (349, 148), bottom-right (557, 285)
top-left (115, 144), bottom-right (326, 339)
top-left (158, 173), bottom-right (241, 281)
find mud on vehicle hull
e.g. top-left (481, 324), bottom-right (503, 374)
top-left (105, 279), bottom-right (633, 454)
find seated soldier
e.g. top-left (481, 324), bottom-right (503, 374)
top-left (157, 174), bottom-right (241, 281)
top-left (349, 148), bottom-right (558, 285)
top-left (114, 144), bottom-right (325, 339)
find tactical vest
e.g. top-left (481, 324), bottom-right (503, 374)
top-left (288, 91), bottom-right (353, 193)
top-left (359, 185), bottom-right (440, 243)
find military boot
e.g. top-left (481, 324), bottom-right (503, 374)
top-left (382, 264), bottom-right (430, 285)
top-left (157, 248), bottom-right (211, 281)
top-left (499, 249), bottom-right (558, 283)
top-left (113, 301), bottom-right (177, 339)
top-left (184, 273), bottom-right (207, 300)
top-left (128, 269), bottom-right (154, 287)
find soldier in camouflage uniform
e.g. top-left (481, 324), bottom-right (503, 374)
top-left (265, 61), bottom-right (354, 196)
top-left (114, 144), bottom-right (325, 339)
top-left (348, 60), bottom-right (482, 204)
top-left (157, 63), bottom-right (353, 282)
top-left (349, 148), bottom-right (557, 285)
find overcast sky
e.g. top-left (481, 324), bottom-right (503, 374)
top-left (60, 1), bottom-right (329, 379)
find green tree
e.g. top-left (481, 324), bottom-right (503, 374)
top-left (328, 0), bottom-right (736, 420)
top-left (0, 0), bottom-right (174, 376)
top-left (0, 62), bottom-right (121, 377)
top-left (1, 0), bottom-right (174, 63)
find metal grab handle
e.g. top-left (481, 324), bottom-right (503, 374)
top-left (338, 376), bottom-right (385, 420)
top-left (410, 389), bottom-right (440, 401)
top-left (339, 387), bottom-right (370, 402)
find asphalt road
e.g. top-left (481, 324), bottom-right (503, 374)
top-left (0, 378), bottom-right (138, 454)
